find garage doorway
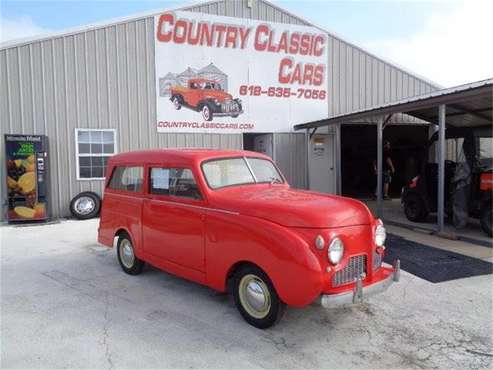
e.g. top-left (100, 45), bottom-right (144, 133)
top-left (341, 124), bottom-right (429, 198)
top-left (243, 133), bottom-right (273, 158)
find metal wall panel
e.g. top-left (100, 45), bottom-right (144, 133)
top-left (0, 0), bottom-right (438, 219)
top-left (0, 13), bottom-right (242, 219)
top-left (274, 133), bottom-right (307, 189)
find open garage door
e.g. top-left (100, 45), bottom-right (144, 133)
top-left (341, 124), bottom-right (429, 199)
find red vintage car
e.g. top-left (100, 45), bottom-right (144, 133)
top-left (170, 78), bottom-right (243, 121)
top-left (98, 149), bottom-right (399, 328)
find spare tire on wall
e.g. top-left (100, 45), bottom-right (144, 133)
top-left (70, 191), bottom-right (101, 220)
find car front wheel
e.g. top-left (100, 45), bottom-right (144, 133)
top-left (117, 233), bottom-right (144, 275)
top-left (202, 104), bottom-right (213, 121)
top-left (233, 265), bottom-right (285, 329)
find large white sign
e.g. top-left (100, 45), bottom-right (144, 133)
top-left (155, 11), bottom-right (328, 133)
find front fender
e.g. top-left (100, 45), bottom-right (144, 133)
top-left (205, 211), bottom-right (324, 307)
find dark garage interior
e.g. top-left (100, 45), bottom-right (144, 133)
top-left (341, 124), bottom-right (430, 198)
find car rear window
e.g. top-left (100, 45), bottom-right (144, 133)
top-left (150, 168), bottom-right (202, 200)
top-left (108, 166), bottom-right (143, 192)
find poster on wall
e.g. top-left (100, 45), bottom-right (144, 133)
top-left (155, 11), bottom-right (328, 133)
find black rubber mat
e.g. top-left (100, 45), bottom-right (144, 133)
top-left (383, 234), bottom-right (493, 283)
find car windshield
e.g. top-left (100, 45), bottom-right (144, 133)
top-left (203, 82), bottom-right (220, 90)
top-left (202, 157), bottom-right (284, 189)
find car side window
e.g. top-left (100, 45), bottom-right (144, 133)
top-left (150, 168), bottom-right (171, 195)
top-left (108, 166), bottom-right (143, 192)
top-left (150, 168), bottom-right (202, 200)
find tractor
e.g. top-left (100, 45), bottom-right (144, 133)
top-left (401, 126), bottom-right (492, 236)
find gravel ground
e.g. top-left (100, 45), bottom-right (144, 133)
top-left (1, 219), bottom-right (492, 369)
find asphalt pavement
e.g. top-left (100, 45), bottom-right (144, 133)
top-left (1, 219), bottom-right (492, 369)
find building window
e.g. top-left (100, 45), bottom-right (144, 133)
top-left (76, 129), bottom-right (117, 180)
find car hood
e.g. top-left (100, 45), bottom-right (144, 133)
top-left (211, 186), bottom-right (374, 228)
top-left (205, 90), bottom-right (233, 101)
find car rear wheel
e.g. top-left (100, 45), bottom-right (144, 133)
top-left (117, 233), bottom-right (144, 275)
top-left (173, 96), bottom-right (182, 110)
top-left (403, 193), bottom-right (428, 222)
top-left (480, 206), bottom-right (492, 237)
top-left (202, 104), bottom-right (213, 121)
top-left (69, 191), bottom-right (101, 220)
top-left (233, 265), bottom-right (285, 329)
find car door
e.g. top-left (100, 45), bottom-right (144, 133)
top-left (142, 166), bottom-right (205, 272)
top-left (188, 82), bottom-right (202, 108)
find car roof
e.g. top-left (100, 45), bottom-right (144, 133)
top-left (190, 78), bottom-right (217, 84)
top-left (108, 148), bottom-right (271, 166)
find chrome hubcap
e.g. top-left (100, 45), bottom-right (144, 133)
top-left (119, 239), bottom-right (135, 269)
top-left (238, 274), bottom-right (271, 319)
top-left (74, 196), bottom-right (95, 215)
top-left (173, 98), bottom-right (180, 109)
top-left (202, 106), bottom-right (210, 120)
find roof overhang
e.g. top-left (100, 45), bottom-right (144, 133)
top-left (294, 78), bottom-right (493, 130)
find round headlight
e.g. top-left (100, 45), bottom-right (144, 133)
top-left (315, 235), bottom-right (325, 250)
top-left (328, 237), bottom-right (344, 265)
top-left (375, 224), bottom-right (386, 247)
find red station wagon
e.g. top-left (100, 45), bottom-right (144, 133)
top-left (98, 149), bottom-right (400, 328)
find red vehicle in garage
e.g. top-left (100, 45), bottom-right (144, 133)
top-left (402, 126), bottom-right (493, 236)
top-left (98, 149), bottom-right (399, 328)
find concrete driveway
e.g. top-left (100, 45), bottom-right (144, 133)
top-left (1, 219), bottom-right (492, 369)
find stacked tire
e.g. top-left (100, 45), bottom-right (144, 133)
top-left (69, 191), bottom-right (101, 219)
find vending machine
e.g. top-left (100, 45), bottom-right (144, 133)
top-left (5, 134), bottom-right (49, 221)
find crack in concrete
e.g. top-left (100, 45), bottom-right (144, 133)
top-left (379, 315), bottom-right (493, 369)
top-left (102, 293), bottom-right (114, 370)
top-left (466, 349), bottom-right (493, 357)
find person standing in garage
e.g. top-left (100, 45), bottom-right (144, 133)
top-left (373, 141), bottom-right (396, 199)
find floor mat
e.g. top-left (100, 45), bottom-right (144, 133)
top-left (383, 234), bottom-right (493, 283)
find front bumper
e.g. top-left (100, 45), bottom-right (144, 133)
top-left (320, 259), bottom-right (400, 309)
top-left (212, 110), bottom-right (244, 117)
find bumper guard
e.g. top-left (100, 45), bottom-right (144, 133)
top-left (320, 259), bottom-right (400, 309)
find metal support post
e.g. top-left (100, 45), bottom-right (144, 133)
top-left (376, 118), bottom-right (383, 218)
top-left (335, 122), bottom-right (342, 195)
top-left (305, 129), bottom-right (310, 190)
top-left (437, 104), bottom-right (446, 233)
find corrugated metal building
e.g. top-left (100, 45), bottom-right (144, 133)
top-left (0, 0), bottom-right (438, 219)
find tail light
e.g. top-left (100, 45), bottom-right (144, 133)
top-left (480, 173), bottom-right (493, 191)
top-left (409, 176), bottom-right (419, 188)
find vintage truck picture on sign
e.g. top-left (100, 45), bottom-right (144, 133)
top-left (155, 11), bottom-right (328, 133)
top-left (159, 64), bottom-right (243, 121)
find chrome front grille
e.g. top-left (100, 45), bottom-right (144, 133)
top-left (221, 100), bottom-right (239, 113)
top-left (373, 249), bottom-right (382, 270)
top-left (332, 254), bottom-right (367, 287)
